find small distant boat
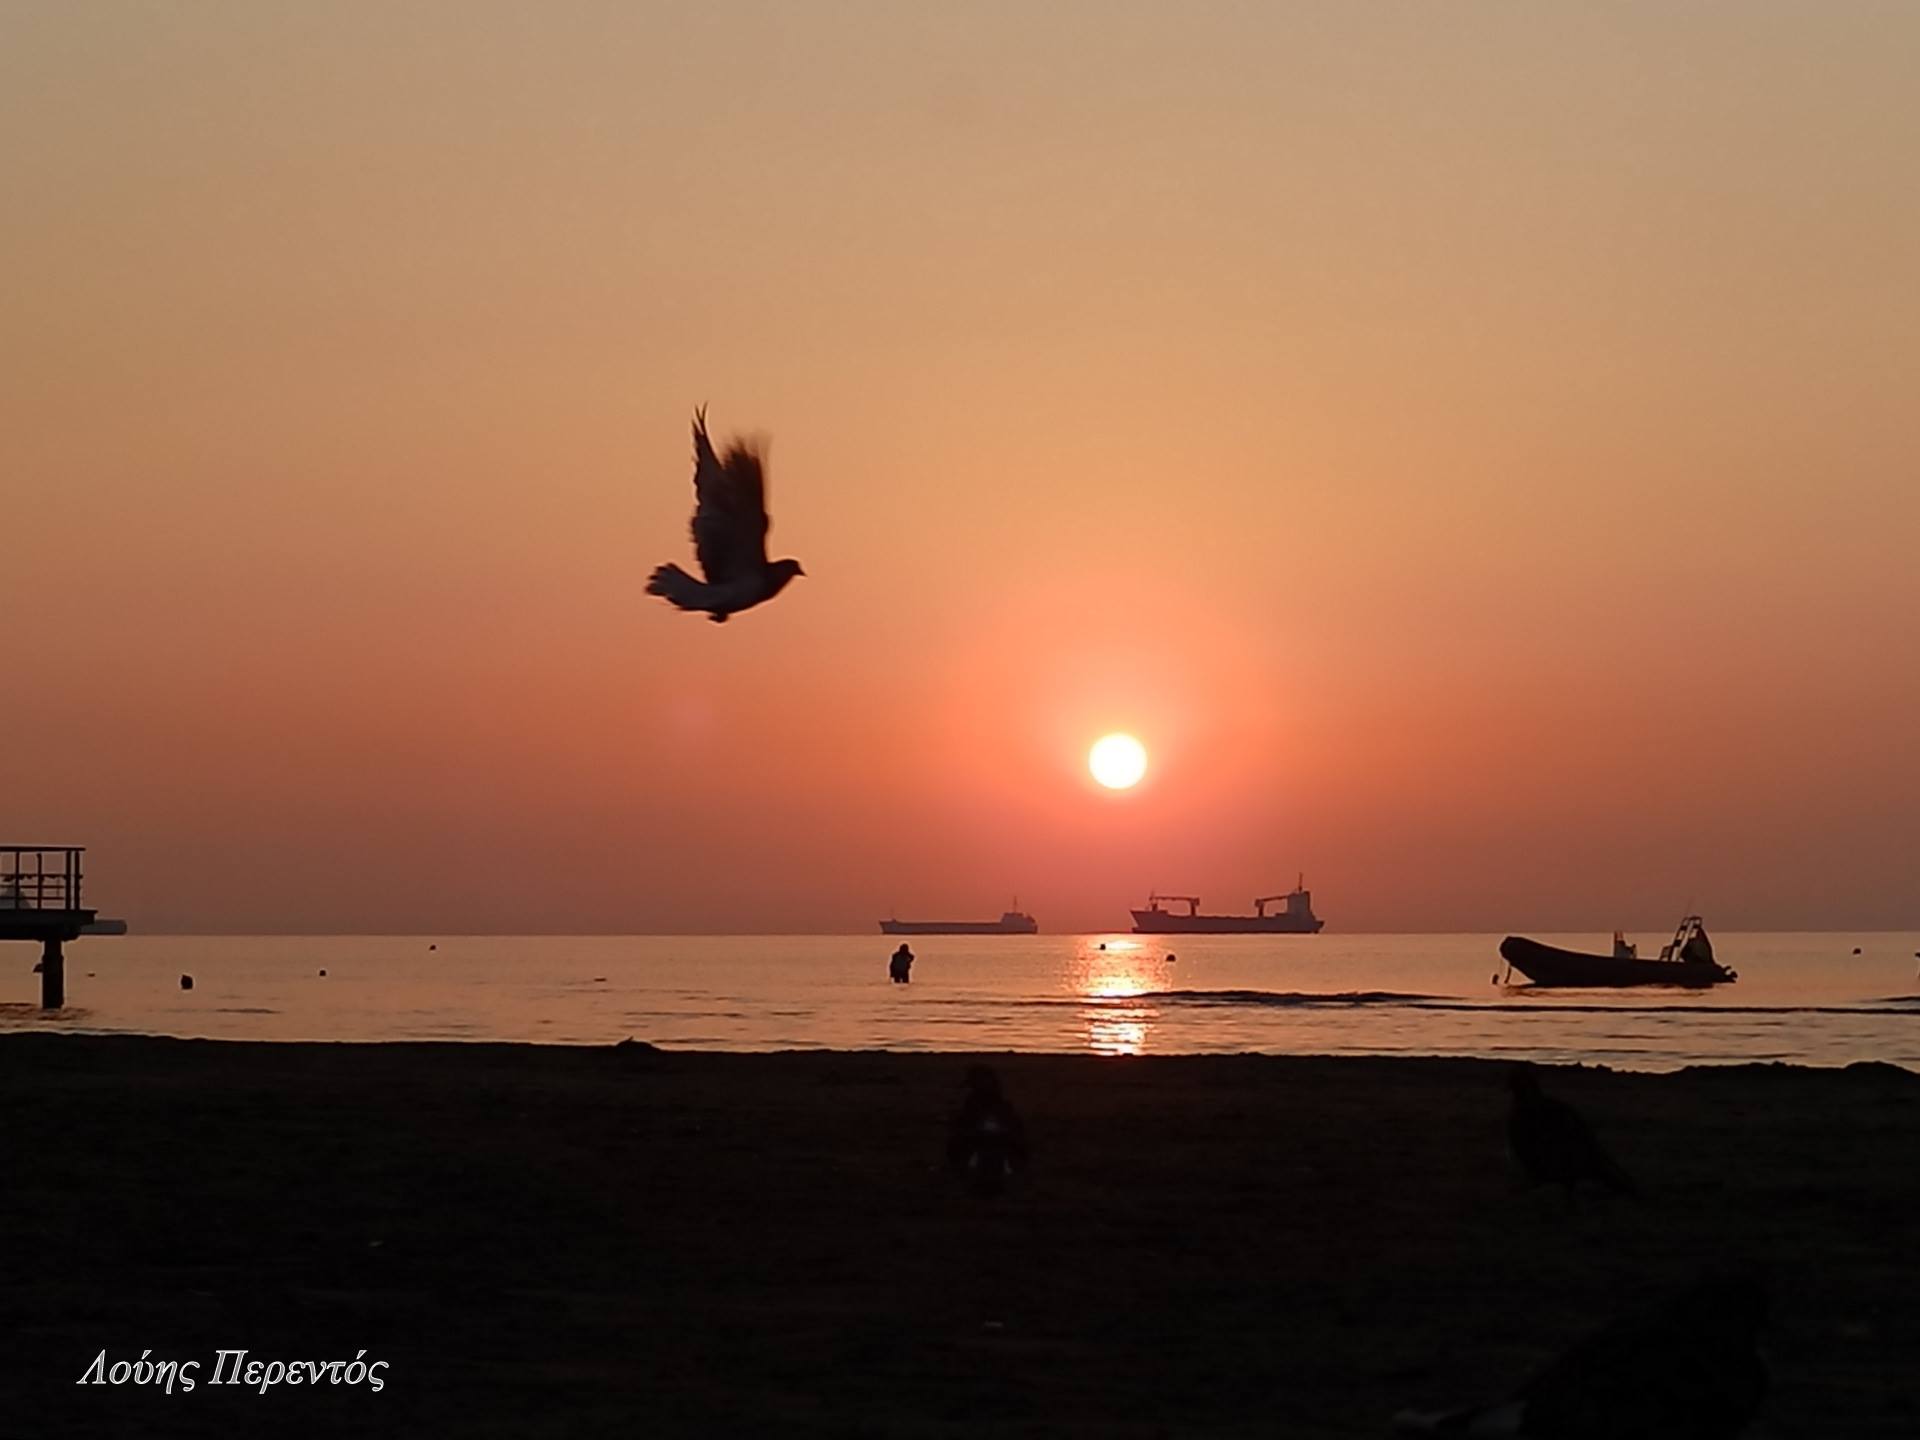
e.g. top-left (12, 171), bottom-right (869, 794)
top-left (1499, 915), bottom-right (1737, 988)
top-left (880, 903), bottom-right (1038, 936)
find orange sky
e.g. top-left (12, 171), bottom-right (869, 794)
top-left (4, 4), bottom-right (1916, 932)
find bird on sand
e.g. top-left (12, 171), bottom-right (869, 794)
top-left (1508, 1064), bottom-right (1636, 1198)
top-left (947, 1064), bottom-right (1028, 1197)
top-left (1392, 1269), bottom-right (1768, 1437)
top-left (646, 406), bottom-right (804, 623)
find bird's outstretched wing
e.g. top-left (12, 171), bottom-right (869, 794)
top-left (1513, 1272), bottom-right (1767, 1435)
top-left (688, 406), bottom-right (769, 584)
top-left (1395, 1272), bottom-right (1768, 1436)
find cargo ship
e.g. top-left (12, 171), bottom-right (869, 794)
top-left (880, 903), bottom-right (1038, 936)
top-left (1129, 878), bottom-right (1324, 934)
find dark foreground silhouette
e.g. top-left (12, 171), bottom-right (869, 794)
top-left (646, 407), bottom-right (804, 623)
top-left (1393, 1270), bottom-right (1768, 1436)
top-left (1508, 1062), bottom-right (1637, 1199)
top-left (3, 1039), bottom-right (1911, 1436)
top-left (945, 1063), bottom-right (1027, 1196)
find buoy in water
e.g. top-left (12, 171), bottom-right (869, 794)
top-left (180, 974), bottom-right (194, 991)
top-left (318, 968), bottom-right (327, 976)
top-left (1166, 953), bottom-right (1177, 963)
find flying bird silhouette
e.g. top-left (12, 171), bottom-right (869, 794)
top-left (1392, 1269), bottom-right (1768, 1437)
top-left (646, 407), bottom-right (804, 623)
top-left (1508, 1064), bottom-right (1636, 1200)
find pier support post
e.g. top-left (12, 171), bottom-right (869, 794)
top-left (41, 935), bottom-right (64, 1010)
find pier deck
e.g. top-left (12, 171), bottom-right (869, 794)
top-left (1, 846), bottom-right (102, 1008)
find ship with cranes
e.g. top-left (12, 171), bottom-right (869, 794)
top-left (1129, 877), bottom-right (1325, 934)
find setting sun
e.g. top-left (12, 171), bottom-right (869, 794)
top-left (1088, 733), bottom-right (1148, 790)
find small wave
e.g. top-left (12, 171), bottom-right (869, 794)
top-left (983, 989), bottom-right (1920, 1018)
top-left (213, 1006), bottom-right (279, 1015)
top-left (971, 989), bottom-right (1444, 1010)
top-left (1137, 988), bottom-right (1438, 1008)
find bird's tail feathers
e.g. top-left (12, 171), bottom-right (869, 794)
top-left (646, 563), bottom-right (706, 611)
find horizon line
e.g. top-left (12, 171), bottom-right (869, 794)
top-left (97, 926), bottom-right (1920, 939)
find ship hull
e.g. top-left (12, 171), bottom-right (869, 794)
top-left (1498, 936), bottom-right (1735, 988)
top-left (880, 918), bottom-right (1038, 936)
top-left (1129, 912), bottom-right (1324, 935)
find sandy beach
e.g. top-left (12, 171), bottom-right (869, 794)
top-left (3, 1036), bottom-right (1915, 1436)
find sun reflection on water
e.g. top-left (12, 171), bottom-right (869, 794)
top-left (1074, 938), bottom-right (1165, 1053)
top-left (1083, 1004), bottom-right (1151, 1055)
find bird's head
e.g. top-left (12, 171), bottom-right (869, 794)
top-left (769, 558), bottom-right (806, 594)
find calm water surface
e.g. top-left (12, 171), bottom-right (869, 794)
top-left (5, 932), bottom-right (1918, 1071)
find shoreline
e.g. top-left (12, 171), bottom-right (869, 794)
top-left (5, 1036), bottom-right (1915, 1435)
top-left (7, 1022), bottom-right (1918, 1076)
top-left (11, 1024), bottom-right (1917, 1072)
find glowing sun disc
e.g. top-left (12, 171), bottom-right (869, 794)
top-left (1089, 733), bottom-right (1148, 789)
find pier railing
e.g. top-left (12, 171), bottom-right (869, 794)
top-left (0, 846), bottom-right (85, 913)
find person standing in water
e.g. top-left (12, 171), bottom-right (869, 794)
top-left (888, 943), bottom-right (914, 984)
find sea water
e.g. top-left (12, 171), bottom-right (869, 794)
top-left (5, 931), bottom-right (1918, 1071)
